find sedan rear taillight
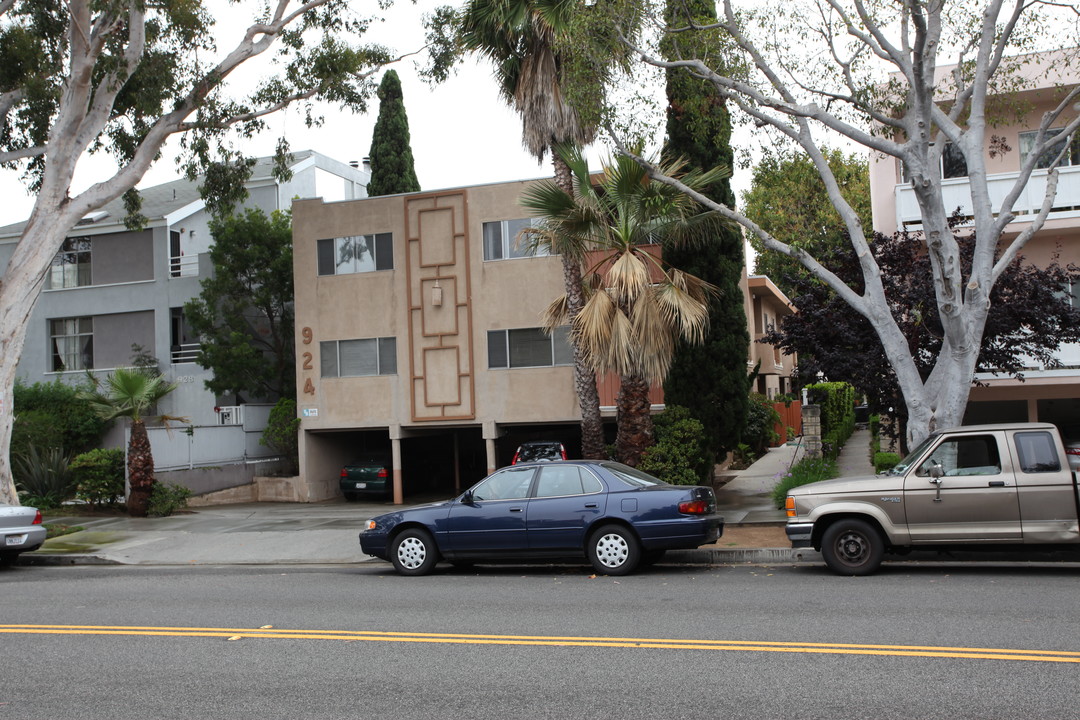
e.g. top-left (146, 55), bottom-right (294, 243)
top-left (340, 469), bottom-right (348, 478)
top-left (377, 468), bottom-right (389, 478)
top-left (33, 510), bottom-right (43, 525)
top-left (678, 500), bottom-right (710, 515)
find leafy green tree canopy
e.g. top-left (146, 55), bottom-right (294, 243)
top-left (367, 70), bottom-right (421, 196)
top-left (742, 149), bottom-right (872, 298)
top-left (184, 208), bottom-right (296, 402)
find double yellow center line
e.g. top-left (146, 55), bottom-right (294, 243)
top-left (3, 625), bottom-right (1078, 663)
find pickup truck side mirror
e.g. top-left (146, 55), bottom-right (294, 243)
top-left (929, 462), bottom-right (944, 479)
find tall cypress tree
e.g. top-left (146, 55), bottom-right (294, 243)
top-left (367, 70), bottom-right (421, 196)
top-left (660, 0), bottom-right (751, 475)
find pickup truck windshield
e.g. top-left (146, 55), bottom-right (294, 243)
top-left (886, 433), bottom-right (940, 475)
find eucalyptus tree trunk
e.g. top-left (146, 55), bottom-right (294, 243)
top-left (615, 374), bottom-right (654, 467)
top-left (0, 207), bottom-right (87, 505)
top-left (553, 154), bottom-right (606, 459)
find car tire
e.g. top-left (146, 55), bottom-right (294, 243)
top-left (820, 519), bottom-right (884, 576)
top-left (587, 524), bottom-right (640, 576)
top-left (390, 528), bottom-right (440, 576)
top-left (343, 492), bottom-right (357, 502)
top-left (0, 551), bottom-right (18, 567)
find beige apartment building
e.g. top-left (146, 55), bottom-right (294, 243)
top-left (868, 52), bottom-right (1080, 432)
top-left (291, 178), bottom-right (792, 502)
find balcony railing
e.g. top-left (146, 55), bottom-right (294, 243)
top-left (170, 255), bottom-right (199, 278)
top-left (171, 343), bottom-right (200, 364)
top-left (895, 164), bottom-right (1080, 229)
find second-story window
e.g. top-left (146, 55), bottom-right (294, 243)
top-left (320, 337), bottom-right (397, 377)
top-left (48, 237), bottom-right (91, 289)
top-left (488, 327), bottom-right (572, 369)
top-left (317, 233), bottom-right (393, 276)
top-left (482, 218), bottom-right (549, 261)
top-left (1019, 128), bottom-right (1080, 170)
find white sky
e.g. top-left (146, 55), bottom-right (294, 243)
top-left (0, 1), bottom-right (675, 226)
top-left (0, 1), bottom-right (769, 230)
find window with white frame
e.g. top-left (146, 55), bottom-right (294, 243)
top-left (48, 237), bottom-right (92, 289)
top-left (320, 337), bottom-right (397, 377)
top-left (317, 233), bottom-right (393, 276)
top-left (50, 317), bottom-right (93, 372)
top-left (488, 326), bottom-right (573, 369)
top-left (482, 218), bottom-right (549, 261)
top-left (1019, 129), bottom-right (1080, 170)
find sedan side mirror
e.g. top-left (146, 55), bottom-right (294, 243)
top-left (460, 489), bottom-right (474, 505)
top-left (929, 462), bottom-right (944, 479)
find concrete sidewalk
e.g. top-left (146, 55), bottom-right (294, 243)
top-left (23, 432), bottom-right (878, 568)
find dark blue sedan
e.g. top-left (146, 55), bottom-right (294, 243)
top-left (359, 460), bottom-right (723, 575)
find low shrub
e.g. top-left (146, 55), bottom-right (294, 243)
top-left (261, 398), bottom-right (301, 474)
top-left (148, 481), bottom-right (193, 517)
top-left (771, 456), bottom-right (838, 508)
top-left (874, 452), bottom-right (902, 473)
top-left (743, 394), bottom-right (781, 456)
top-left (13, 445), bottom-right (74, 507)
top-left (70, 448), bottom-right (126, 509)
top-left (639, 406), bottom-right (710, 485)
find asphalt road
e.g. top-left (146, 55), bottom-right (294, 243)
top-left (3, 560), bottom-right (1079, 719)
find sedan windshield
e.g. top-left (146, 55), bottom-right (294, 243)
top-left (601, 462), bottom-right (666, 488)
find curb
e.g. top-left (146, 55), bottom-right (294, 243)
top-left (670, 547), bottom-right (822, 565)
top-left (20, 553), bottom-right (121, 566)
top-left (20, 548), bottom-right (821, 568)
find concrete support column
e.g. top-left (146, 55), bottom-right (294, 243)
top-left (483, 420), bottom-right (498, 476)
top-left (1027, 398), bottom-right (1038, 422)
top-left (390, 424), bottom-right (403, 505)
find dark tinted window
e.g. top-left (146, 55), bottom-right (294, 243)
top-left (317, 238), bottom-right (335, 276)
top-left (1014, 431), bottom-right (1061, 473)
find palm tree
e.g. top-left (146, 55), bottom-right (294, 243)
top-left (521, 145), bottom-right (728, 466)
top-left (80, 368), bottom-right (183, 517)
top-left (458, 0), bottom-right (607, 459)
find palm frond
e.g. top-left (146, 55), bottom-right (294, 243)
top-left (541, 294), bottom-right (571, 331)
top-left (605, 250), bottom-right (650, 305)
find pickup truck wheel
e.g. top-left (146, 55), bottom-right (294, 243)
top-left (821, 519), bottom-right (884, 576)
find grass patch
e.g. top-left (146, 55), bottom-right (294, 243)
top-left (771, 456), bottom-right (839, 508)
top-left (44, 523), bottom-right (84, 540)
top-left (39, 531), bottom-right (126, 554)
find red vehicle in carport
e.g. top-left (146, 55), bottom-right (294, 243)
top-left (359, 460), bottom-right (723, 576)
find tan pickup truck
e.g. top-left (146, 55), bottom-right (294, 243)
top-left (785, 422), bottom-right (1080, 575)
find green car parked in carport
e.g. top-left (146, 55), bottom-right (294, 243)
top-left (340, 452), bottom-right (392, 501)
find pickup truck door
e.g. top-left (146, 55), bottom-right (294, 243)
top-left (903, 432), bottom-right (1022, 541)
top-left (1009, 429), bottom-right (1080, 543)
